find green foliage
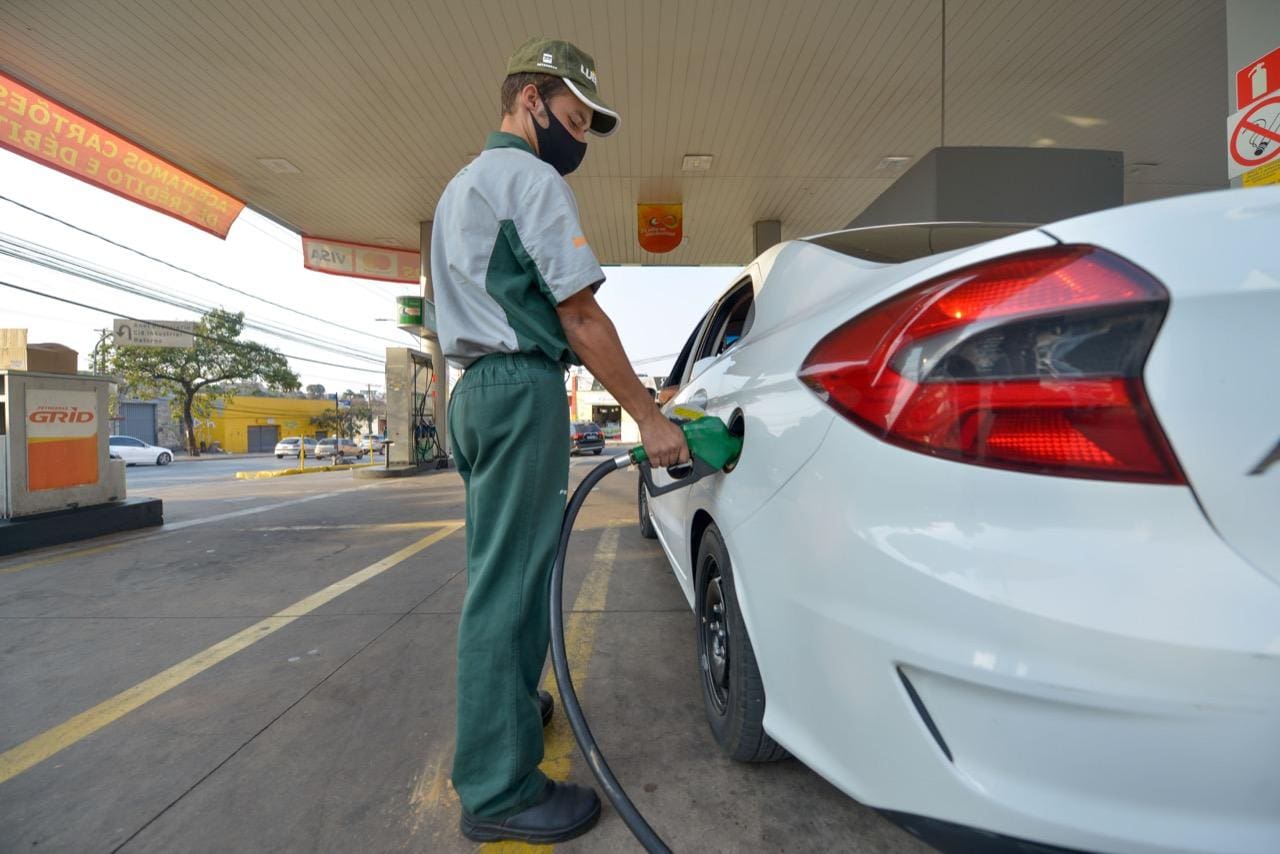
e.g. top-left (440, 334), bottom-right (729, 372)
top-left (310, 403), bottom-right (372, 439)
top-left (103, 309), bottom-right (300, 455)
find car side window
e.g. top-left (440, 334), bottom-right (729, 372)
top-left (665, 310), bottom-right (711, 391)
top-left (696, 278), bottom-right (755, 362)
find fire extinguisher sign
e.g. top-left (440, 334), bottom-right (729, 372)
top-left (1236, 46), bottom-right (1280, 110)
top-left (1229, 46), bottom-right (1280, 185)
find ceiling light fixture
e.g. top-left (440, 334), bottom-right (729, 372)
top-left (1058, 114), bottom-right (1109, 128)
top-left (681, 154), bottom-right (714, 172)
top-left (257, 157), bottom-right (301, 174)
top-left (873, 155), bottom-right (914, 176)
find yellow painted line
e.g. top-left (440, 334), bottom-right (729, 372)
top-left (411, 521), bottom-right (624, 846)
top-left (0, 538), bottom-right (141, 575)
top-left (0, 521), bottom-right (464, 786)
top-left (248, 521), bottom-right (463, 532)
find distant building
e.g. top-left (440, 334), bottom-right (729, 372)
top-left (566, 371), bottom-right (654, 442)
top-left (196, 396), bottom-right (336, 453)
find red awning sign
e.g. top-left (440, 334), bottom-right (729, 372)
top-left (1227, 96), bottom-right (1280, 179)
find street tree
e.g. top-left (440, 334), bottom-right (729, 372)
top-left (305, 384), bottom-right (326, 399)
top-left (104, 309), bottom-right (300, 455)
top-left (311, 403), bottom-right (372, 439)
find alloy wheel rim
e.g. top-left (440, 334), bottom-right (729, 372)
top-left (699, 559), bottom-right (730, 715)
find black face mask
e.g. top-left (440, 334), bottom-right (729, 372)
top-left (531, 98), bottom-right (587, 176)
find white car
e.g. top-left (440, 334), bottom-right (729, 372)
top-left (107, 435), bottom-right (173, 466)
top-left (640, 188), bottom-right (1280, 854)
top-left (274, 436), bottom-right (318, 458)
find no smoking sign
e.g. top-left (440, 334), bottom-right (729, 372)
top-left (1227, 95), bottom-right (1280, 179)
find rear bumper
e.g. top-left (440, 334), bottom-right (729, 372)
top-left (728, 418), bottom-right (1280, 854)
top-left (571, 439), bottom-right (605, 453)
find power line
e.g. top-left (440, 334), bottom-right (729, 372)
top-left (0, 195), bottom-right (408, 347)
top-left (0, 234), bottom-right (386, 365)
top-left (0, 278), bottom-right (383, 375)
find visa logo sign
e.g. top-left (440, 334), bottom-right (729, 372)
top-left (309, 246), bottom-right (348, 266)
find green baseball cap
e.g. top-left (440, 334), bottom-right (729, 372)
top-left (506, 37), bottom-right (620, 137)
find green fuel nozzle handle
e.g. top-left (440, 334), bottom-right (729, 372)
top-left (628, 415), bottom-right (742, 496)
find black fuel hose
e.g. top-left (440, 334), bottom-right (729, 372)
top-left (549, 453), bottom-right (674, 854)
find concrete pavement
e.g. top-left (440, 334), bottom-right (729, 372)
top-left (0, 454), bottom-right (929, 853)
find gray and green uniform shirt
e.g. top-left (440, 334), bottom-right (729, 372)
top-left (432, 131), bottom-right (604, 820)
top-left (432, 132), bottom-right (605, 367)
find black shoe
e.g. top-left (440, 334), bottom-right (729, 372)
top-left (460, 780), bottom-right (601, 844)
top-left (539, 690), bottom-right (554, 727)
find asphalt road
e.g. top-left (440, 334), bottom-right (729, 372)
top-left (1, 452), bottom-right (929, 853)
top-left (122, 454), bottom-right (345, 487)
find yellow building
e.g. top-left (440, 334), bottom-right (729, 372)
top-left (195, 396), bottom-right (336, 453)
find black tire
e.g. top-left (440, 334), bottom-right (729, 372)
top-left (695, 524), bottom-right (788, 763)
top-left (276, 454), bottom-right (284, 459)
top-left (637, 477), bottom-right (657, 539)
top-left (157, 452), bottom-right (172, 466)
top-left (593, 448), bottom-right (603, 455)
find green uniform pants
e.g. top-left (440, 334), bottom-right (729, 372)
top-left (448, 352), bottom-right (569, 818)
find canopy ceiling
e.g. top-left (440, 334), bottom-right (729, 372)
top-left (0, 0), bottom-right (1226, 265)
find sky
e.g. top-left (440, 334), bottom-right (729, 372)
top-left (0, 148), bottom-right (736, 394)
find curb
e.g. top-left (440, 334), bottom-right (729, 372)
top-left (353, 461), bottom-right (449, 479)
top-left (235, 462), bottom-right (376, 480)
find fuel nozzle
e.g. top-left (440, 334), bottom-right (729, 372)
top-left (629, 414), bottom-right (741, 496)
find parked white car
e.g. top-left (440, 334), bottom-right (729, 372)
top-left (108, 435), bottom-right (173, 466)
top-left (640, 188), bottom-right (1280, 854)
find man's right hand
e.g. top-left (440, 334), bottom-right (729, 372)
top-left (638, 412), bottom-right (690, 469)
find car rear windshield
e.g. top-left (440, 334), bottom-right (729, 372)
top-left (803, 223), bottom-right (1032, 264)
top-left (573, 422), bottom-right (597, 431)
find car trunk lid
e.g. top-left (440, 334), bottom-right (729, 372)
top-left (1043, 188), bottom-right (1280, 583)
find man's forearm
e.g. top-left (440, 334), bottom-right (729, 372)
top-left (559, 299), bottom-right (662, 425)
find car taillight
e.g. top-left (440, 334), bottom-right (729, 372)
top-left (572, 432), bottom-right (583, 440)
top-left (798, 245), bottom-right (1184, 483)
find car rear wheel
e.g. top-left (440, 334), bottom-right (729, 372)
top-left (637, 477), bottom-right (657, 539)
top-left (695, 524), bottom-right (788, 763)
top-left (157, 452), bottom-right (172, 466)
top-left (593, 448), bottom-right (603, 455)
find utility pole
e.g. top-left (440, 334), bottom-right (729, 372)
top-left (91, 328), bottom-right (112, 374)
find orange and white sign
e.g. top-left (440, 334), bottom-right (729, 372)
top-left (0, 72), bottom-right (245, 238)
top-left (26, 389), bottom-right (99, 492)
top-left (302, 237), bottom-right (421, 284)
top-left (638, 204), bottom-right (683, 254)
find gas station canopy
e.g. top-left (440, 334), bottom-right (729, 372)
top-left (0, 0), bottom-right (1226, 265)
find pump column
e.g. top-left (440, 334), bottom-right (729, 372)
top-left (419, 220), bottom-right (448, 459)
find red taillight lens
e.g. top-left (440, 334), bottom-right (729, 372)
top-left (799, 245), bottom-right (1184, 483)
